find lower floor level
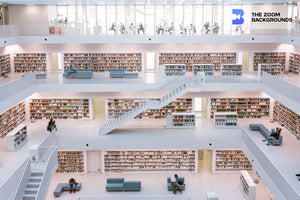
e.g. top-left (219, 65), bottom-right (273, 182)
top-left (47, 169), bottom-right (273, 200)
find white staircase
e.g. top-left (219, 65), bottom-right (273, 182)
top-left (99, 82), bottom-right (189, 135)
top-left (22, 172), bottom-right (43, 200)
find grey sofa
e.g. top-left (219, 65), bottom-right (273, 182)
top-left (53, 183), bottom-right (82, 197)
top-left (63, 70), bottom-right (93, 79)
top-left (167, 177), bottom-right (185, 191)
top-left (106, 178), bottom-right (141, 191)
top-left (109, 69), bottom-right (138, 78)
top-left (249, 124), bottom-right (282, 145)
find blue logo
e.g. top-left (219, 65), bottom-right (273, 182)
top-left (232, 9), bottom-right (244, 25)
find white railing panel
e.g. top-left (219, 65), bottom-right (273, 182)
top-left (0, 158), bottom-right (30, 200)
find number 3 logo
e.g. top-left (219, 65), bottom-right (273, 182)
top-left (232, 9), bottom-right (244, 25)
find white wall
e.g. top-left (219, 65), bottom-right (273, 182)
top-left (8, 5), bottom-right (49, 35)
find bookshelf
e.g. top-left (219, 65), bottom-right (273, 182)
top-left (6, 124), bottom-right (27, 152)
top-left (0, 54), bottom-right (11, 76)
top-left (29, 99), bottom-right (90, 120)
top-left (107, 98), bottom-right (193, 119)
top-left (160, 64), bottom-right (186, 77)
top-left (240, 170), bottom-right (256, 200)
top-left (289, 53), bottom-right (300, 74)
top-left (56, 151), bottom-right (85, 173)
top-left (214, 112), bottom-right (238, 127)
top-left (64, 53), bottom-right (142, 72)
top-left (273, 101), bottom-right (300, 138)
top-left (258, 63), bottom-right (282, 75)
top-left (104, 150), bottom-right (196, 173)
top-left (159, 53), bottom-right (237, 72)
top-left (166, 113), bottom-right (195, 128)
top-left (253, 52), bottom-right (285, 71)
top-left (192, 64), bottom-right (214, 77)
top-left (210, 98), bottom-right (270, 119)
top-left (14, 53), bottom-right (47, 73)
top-left (221, 64), bottom-right (242, 76)
top-left (0, 102), bottom-right (26, 139)
top-left (213, 150), bottom-right (252, 172)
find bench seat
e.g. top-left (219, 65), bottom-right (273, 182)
top-left (167, 177), bottom-right (185, 191)
top-left (54, 183), bottom-right (82, 197)
top-left (249, 124), bottom-right (282, 145)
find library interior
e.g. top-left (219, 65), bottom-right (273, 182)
top-left (0, 0), bottom-right (300, 200)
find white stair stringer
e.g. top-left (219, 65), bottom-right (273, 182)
top-left (99, 82), bottom-right (189, 135)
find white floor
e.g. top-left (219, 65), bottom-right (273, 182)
top-left (0, 71), bottom-right (299, 89)
top-left (46, 168), bottom-right (272, 200)
top-left (1, 116), bottom-right (300, 199)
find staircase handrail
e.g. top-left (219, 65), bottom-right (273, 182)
top-left (35, 146), bottom-right (58, 200)
top-left (99, 81), bottom-right (189, 135)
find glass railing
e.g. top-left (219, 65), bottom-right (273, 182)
top-left (78, 195), bottom-right (191, 200)
top-left (0, 25), bottom-right (19, 37)
top-left (2, 24), bottom-right (300, 37)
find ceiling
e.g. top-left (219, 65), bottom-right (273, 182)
top-left (0, 0), bottom-right (298, 5)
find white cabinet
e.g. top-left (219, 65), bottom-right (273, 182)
top-left (258, 63), bottom-right (282, 75)
top-left (221, 64), bottom-right (242, 76)
top-left (6, 124), bottom-right (27, 152)
top-left (193, 64), bottom-right (214, 77)
top-left (240, 170), bottom-right (256, 200)
top-left (214, 112), bottom-right (238, 127)
top-left (160, 64), bottom-right (186, 77)
top-left (166, 113), bottom-right (195, 128)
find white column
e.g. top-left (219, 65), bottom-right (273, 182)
top-left (269, 97), bottom-right (275, 120)
top-left (83, 150), bottom-right (88, 174)
top-left (89, 98), bottom-right (94, 120)
top-left (206, 97), bottom-right (211, 120)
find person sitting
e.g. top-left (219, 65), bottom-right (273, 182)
top-left (212, 22), bottom-right (220, 34)
top-left (66, 67), bottom-right (76, 79)
top-left (109, 23), bottom-right (116, 34)
top-left (137, 22), bottom-right (144, 35)
top-left (69, 178), bottom-right (76, 194)
top-left (203, 22), bottom-right (210, 34)
top-left (263, 127), bottom-right (282, 145)
top-left (167, 22), bottom-right (174, 34)
top-left (157, 23), bottom-right (164, 34)
top-left (47, 118), bottom-right (57, 132)
top-left (171, 174), bottom-right (182, 195)
top-left (120, 23), bottom-right (125, 34)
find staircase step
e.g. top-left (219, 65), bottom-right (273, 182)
top-left (23, 193), bottom-right (36, 200)
top-left (31, 172), bottom-right (43, 177)
top-left (25, 188), bottom-right (38, 194)
top-left (29, 176), bottom-right (42, 182)
top-left (27, 182), bottom-right (40, 188)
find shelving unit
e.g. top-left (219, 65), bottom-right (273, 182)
top-left (29, 99), bottom-right (90, 120)
top-left (160, 64), bottom-right (186, 77)
top-left (166, 113), bottom-right (195, 128)
top-left (258, 63), bottom-right (282, 75)
top-left (107, 98), bottom-right (193, 119)
top-left (6, 124), bottom-right (27, 152)
top-left (210, 98), bottom-right (270, 119)
top-left (56, 151), bottom-right (85, 173)
top-left (192, 64), bottom-right (214, 77)
top-left (104, 150), bottom-right (196, 173)
top-left (64, 53), bottom-right (142, 72)
top-left (240, 170), bottom-right (256, 200)
top-left (253, 52), bottom-right (285, 71)
top-left (214, 112), bottom-right (238, 127)
top-left (213, 150), bottom-right (252, 172)
top-left (273, 101), bottom-right (300, 138)
top-left (14, 53), bottom-right (47, 73)
top-left (0, 54), bottom-right (11, 76)
top-left (289, 53), bottom-right (300, 74)
top-left (0, 102), bottom-right (26, 138)
top-left (159, 53), bottom-right (237, 72)
top-left (221, 64), bottom-right (242, 76)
